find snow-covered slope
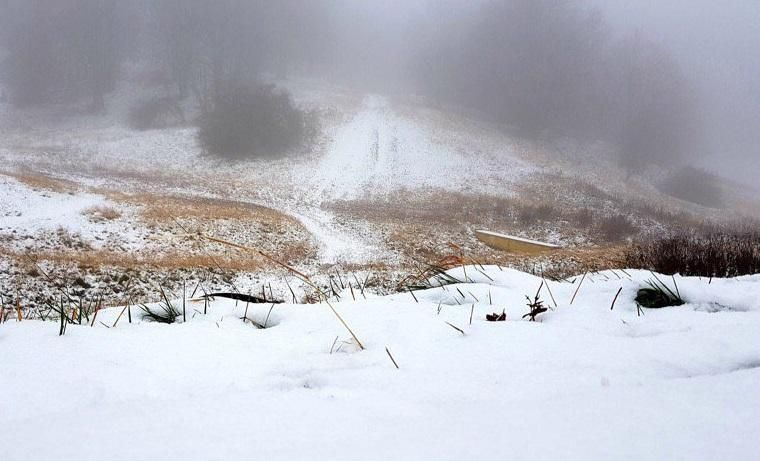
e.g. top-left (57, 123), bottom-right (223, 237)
top-left (2, 267), bottom-right (759, 460)
top-left (304, 95), bottom-right (533, 201)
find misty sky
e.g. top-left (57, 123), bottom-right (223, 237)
top-left (593, 0), bottom-right (760, 184)
top-left (0, 0), bottom-right (757, 185)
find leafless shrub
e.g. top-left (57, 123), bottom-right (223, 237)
top-left (517, 203), bottom-right (559, 224)
top-left (596, 214), bottom-right (637, 242)
top-left (626, 226), bottom-right (760, 277)
top-left (570, 208), bottom-right (594, 229)
top-left (128, 96), bottom-right (185, 131)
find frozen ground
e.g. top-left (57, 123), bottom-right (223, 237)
top-left (0, 175), bottom-right (147, 252)
top-left (2, 267), bottom-right (759, 460)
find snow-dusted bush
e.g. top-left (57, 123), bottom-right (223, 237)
top-left (626, 227), bottom-right (760, 277)
top-left (597, 214), bottom-right (637, 242)
top-left (198, 84), bottom-right (312, 160)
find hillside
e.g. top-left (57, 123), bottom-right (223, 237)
top-left (0, 78), bottom-right (757, 309)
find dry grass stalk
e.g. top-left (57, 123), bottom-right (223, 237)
top-left (610, 287), bottom-right (623, 311)
top-left (263, 304), bottom-right (276, 329)
top-left (542, 278), bottom-right (558, 308)
top-left (445, 321), bottom-right (465, 335)
top-left (82, 205), bottom-right (122, 221)
top-left (385, 347), bottom-right (400, 369)
top-left (570, 272), bottom-right (588, 305)
top-left (113, 300), bottom-right (131, 327)
top-left (16, 297), bottom-right (23, 321)
top-left (195, 232), bottom-right (365, 350)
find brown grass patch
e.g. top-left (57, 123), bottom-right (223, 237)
top-left (104, 192), bottom-right (295, 225)
top-left (4, 172), bottom-right (79, 193)
top-left (81, 205), bottom-right (122, 222)
top-left (8, 250), bottom-right (259, 272)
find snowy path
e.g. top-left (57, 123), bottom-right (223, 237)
top-left (287, 94), bottom-right (534, 264)
top-left (305, 95), bottom-right (532, 200)
top-left (282, 205), bottom-right (388, 266)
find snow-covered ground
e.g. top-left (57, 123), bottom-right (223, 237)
top-left (302, 95), bottom-right (533, 201)
top-left (2, 267), bottom-right (759, 460)
top-left (0, 175), bottom-right (145, 252)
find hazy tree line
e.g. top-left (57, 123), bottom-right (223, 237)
top-left (0, 0), bottom-right (327, 108)
top-left (415, 0), bottom-right (700, 170)
top-left (0, 0), bottom-right (699, 167)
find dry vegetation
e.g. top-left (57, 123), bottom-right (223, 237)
top-left (626, 226), bottom-right (760, 277)
top-left (6, 172), bottom-right (79, 193)
top-left (0, 182), bottom-right (317, 311)
top-left (81, 205), bottom-right (122, 222)
top-left (326, 173), bottom-right (702, 265)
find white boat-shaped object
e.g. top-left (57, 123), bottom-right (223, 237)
top-left (474, 230), bottom-right (561, 255)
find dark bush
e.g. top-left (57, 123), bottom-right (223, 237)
top-left (597, 214), bottom-right (637, 242)
top-left (128, 97), bottom-right (185, 131)
top-left (198, 84), bottom-right (311, 159)
top-left (626, 228), bottom-right (760, 277)
top-left (659, 167), bottom-right (724, 208)
top-left (516, 203), bottom-right (558, 224)
top-left (570, 207), bottom-right (595, 229)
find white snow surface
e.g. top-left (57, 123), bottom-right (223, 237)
top-left (0, 176), bottom-right (103, 233)
top-left (2, 267), bottom-right (759, 460)
top-left (304, 95), bottom-right (533, 201)
top-left (0, 176), bottom-right (146, 251)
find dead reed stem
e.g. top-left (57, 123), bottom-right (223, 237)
top-left (385, 347), bottom-right (400, 369)
top-left (542, 278), bottom-right (558, 308)
top-left (445, 321), bottom-right (465, 335)
top-left (570, 272), bottom-right (587, 305)
top-left (16, 297), bottom-right (23, 321)
top-left (610, 287), bottom-right (623, 311)
top-left (194, 232), bottom-right (365, 350)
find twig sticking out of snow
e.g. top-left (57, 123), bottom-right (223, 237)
top-left (264, 304), bottom-right (276, 329)
top-left (15, 296), bottom-right (23, 322)
top-left (385, 347), bottom-right (400, 369)
top-left (112, 296), bottom-right (133, 328)
top-left (542, 278), bottom-right (558, 308)
top-left (445, 321), bottom-right (465, 335)
top-left (570, 272), bottom-right (588, 305)
top-left (610, 287), bottom-right (623, 311)
top-left (284, 277), bottom-right (297, 303)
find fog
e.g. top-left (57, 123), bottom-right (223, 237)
top-left (593, 0), bottom-right (760, 185)
top-left (0, 0), bottom-right (757, 183)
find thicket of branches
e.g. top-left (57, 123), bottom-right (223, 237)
top-left (626, 227), bottom-right (760, 277)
